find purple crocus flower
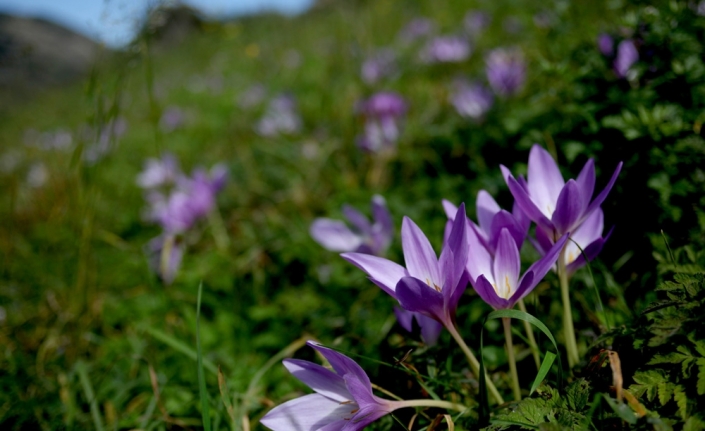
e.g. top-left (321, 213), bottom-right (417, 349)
top-left (342, 204), bottom-right (469, 329)
top-left (613, 39), bottom-right (638, 78)
top-left (533, 208), bottom-right (612, 276)
top-left (501, 144), bottom-right (622, 244)
top-left (310, 195), bottom-right (393, 256)
top-left (420, 36), bottom-right (471, 64)
top-left (467, 227), bottom-right (568, 310)
top-left (361, 49), bottom-right (397, 85)
top-left (450, 81), bottom-right (494, 120)
top-left (394, 307), bottom-right (443, 346)
top-left (442, 191), bottom-right (529, 256)
top-left (356, 92), bottom-right (407, 153)
top-left (137, 153), bottom-right (180, 189)
top-left (597, 33), bottom-right (614, 56)
top-left (485, 47), bottom-right (526, 96)
top-left (148, 164), bottom-right (228, 233)
top-left (261, 341), bottom-right (403, 431)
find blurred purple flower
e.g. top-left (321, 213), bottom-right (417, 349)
top-left (23, 128), bottom-right (73, 151)
top-left (597, 33), bottom-right (614, 56)
top-left (698, 1), bottom-right (705, 16)
top-left (468, 227), bottom-right (568, 310)
top-left (464, 11), bottom-right (491, 37)
top-left (147, 163), bottom-right (228, 234)
top-left (256, 94), bottom-right (302, 137)
top-left (361, 49), bottom-right (397, 84)
top-left (501, 144), bottom-right (622, 244)
top-left (613, 39), bottom-right (638, 78)
top-left (137, 152), bottom-right (180, 189)
top-left (486, 47), bottom-right (526, 96)
top-left (160, 106), bottom-right (185, 132)
top-left (533, 208), bottom-right (612, 276)
top-left (450, 81), bottom-right (493, 119)
top-left (443, 191), bottom-right (529, 256)
top-left (356, 92), bottom-right (407, 152)
top-left (533, 11), bottom-right (555, 29)
top-left (394, 307), bottom-right (443, 346)
top-left (420, 36), bottom-right (471, 64)
top-left (343, 204), bottom-right (469, 329)
top-left (398, 18), bottom-right (435, 43)
top-left (310, 195), bottom-right (393, 256)
top-left (146, 234), bottom-right (184, 285)
top-left (261, 341), bottom-right (403, 431)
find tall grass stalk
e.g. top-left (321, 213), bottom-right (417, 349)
top-left (518, 298), bottom-right (541, 369)
top-left (502, 317), bottom-right (521, 401)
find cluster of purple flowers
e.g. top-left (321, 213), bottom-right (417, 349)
top-left (597, 33), bottom-right (639, 78)
top-left (138, 153), bottom-right (228, 284)
top-left (273, 145), bottom-right (621, 430)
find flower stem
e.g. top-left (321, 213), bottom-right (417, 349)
top-left (447, 325), bottom-right (505, 405)
top-left (518, 299), bottom-right (541, 370)
top-left (395, 399), bottom-right (468, 412)
top-left (558, 247), bottom-right (579, 368)
top-left (503, 317), bottom-right (521, 401)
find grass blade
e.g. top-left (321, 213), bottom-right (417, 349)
top-left (530, 351), bottom-right (556, 395)
top-left (143, 325), bottom-right (218, 375)
top-left (196, 282), bottom-right (211, 431)
top-left (75, 360), bottom-right (105, 431)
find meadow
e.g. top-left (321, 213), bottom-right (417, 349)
top-left (1, 0), bottom-right (705, 429)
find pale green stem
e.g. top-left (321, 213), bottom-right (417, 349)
top-left (503, 317), bottom-right (521, 401)
top-left (395, 399), bottom-right (468, 412)
top-left (208, 208), bottom-right (230, 251)
top-left (446, 325), bottom-right (505, 405)
top-left (517, 299), bottom-right (541, 370)
top-left (558, 247), bottom-right (580, 368)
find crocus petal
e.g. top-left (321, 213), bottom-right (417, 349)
top-left (401, 217), bottom-right (441, 286)
top-left (565, 208), bottom-right (604, 263)
top-left (503, 167), bottom-right (555, 233)
top-left (444, 203), bottom-right (469, 292)
top-left (342, 205), bottom-right (372, 234)
top-left (512, 200), bottom-right (531, 237)
top-left (371, 195), bottom-right (393, 241)
top-left (575, 159), bottom-right (595, 215)
top-left (521, 233), bottom-right (569, 291)
top-left (396, 276), bottom-right (446, 324)
top-left (489, 209), bottom-right (525, 252)
top-left (492, 229), bottom-right (521, 299)
top-left (417, 314), bottom-right (443, 346)
top-left (308, 342), bottom-right (372, 392)
top-left (472, 275), bottom-right (510, 309)
top-left (510, 271), bottom-right (535, 305)
top-left (447, 269), bottom-right (470, 318)
top-left (566, 235), bottom-right (608, 275)
top-left (393, 307), bottom-right (414, 333)
top-left (584, 162), bottom-right (623, 219)
top-left (283, 359), bottom-right (350, 402)
top-left (341, 252), bottom-right (408, 298)
top-left (442, 199), bottom-right (458, 220)
top-left (311, 219), bottom-right (363, 252)
top-left (532, 225), bottom-right (553, 254)
top-left (476, 190), bottom-right (501, 234)
top-left (527, 145), bottom-right (565, 218)
top-left (466, 227), bottom-right (494, 285)
top-left (260, 393), bottom-right (352, 431)
top-left (551, 179), bottom-right (583, 236)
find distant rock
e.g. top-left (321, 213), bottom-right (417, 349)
top-left (0, 13), bottom-right (102, 91)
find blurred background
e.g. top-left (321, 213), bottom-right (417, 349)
top-left (1, 0), bottom-right (704, 429)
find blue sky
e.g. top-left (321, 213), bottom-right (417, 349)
top-left (0, 0), bottom-right (313, 48)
